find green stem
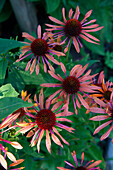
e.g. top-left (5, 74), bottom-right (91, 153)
top-left (66, 37), bottom-right (73, 63)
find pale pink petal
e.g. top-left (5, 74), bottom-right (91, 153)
top-left (37, 129), bottom-right (44, 153)
top-left (81, 31), bottom-right (100, 41)
top-left (81, 10), bottom-right (92, 24)
top-left (73, 37), bottom-right (80, 53)
top-left (81, 152), bottom-right (84, 165)
top-left (73, 6), bottom-right (80, 19)
top-left (51, 101), bottom-right (63, 111)
top-left (45, 54), bottom-right (60, 65)
top-left (0, 154), bottom-right (7, 169)
top-left (93, 120), bottom-right (112, 134)
top-left (82, 24), bottom-right (99, 29)
top-left (69, 8), bottom-right (73, 19)
top-left (74, 63), bottom-right (87, 77)
top-left (48, 70), bottom-right (63, 82)
top-left (100, 125), bottom-right (113, 141)
top-left (36, 63), bottom-right (39, 75)
top-left (11, 142), bottom-right (23, 149)
top-left (79, 34), bottom-right (99, 44)
top-left (25, 60), bottom-right (31, 72)
top-left (77, 93), bottom-right (89, 109)
top-left (62, 8), bottom-right (67, 23)
top-left (22, 32), bottom-right (35, 42)
top-left (84, 26), bottom-right (104, 32)
top-left (51, 132), bottom-right (63, 148)
top-left (93, 97), bottom-right (107, 107)
top-left (30, 58), bottom-right (36, 74)
top-left (39, 88), bottom-right (44, 109)
top-left (37, 25), bottom-right (41, 39)
top-left (60, 62), bottom-right (66, 74)
top-left (50, 49), bottom-right (65, 56)
top-left (56, 118), bottom-right (72, 123)
top-left (57, 167), bottom-right (69, 170)
top-left (6, 152), bottom-right (17, 162)
top-left (45, 89), bottom-right (62, 109)
top-left (82, 19), bottom-right (96, 26)
top-left (87, 160), bottom-right (102, 169)
top-left (52, 127), bottom-right (69, 145)
top-left (46, 23), bottom-right (63, 28)
top-left (89, 115), bottom-right (109, 121)
top-left (15, 124), bottom-right (34, 134)
top-left (19, 48), bottom-right (30, 59)
top-left (40, 83), bottom-right (62, 88)
top-left (65, 161), bottom-right (75, 168)
top-left (46, 130), bottom-right (51, 154)
top-left (70, 64), bottom-right (81, 76)
top-left (49, 16), bottom-right (65, 25)
top-left (90, 107), bottom-right (105, 113)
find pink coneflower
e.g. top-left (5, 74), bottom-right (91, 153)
top-left (46, 6), bottom-right (104, 53)
top-left (91, 71), bottom-right (113, 102)
top-left (41, 63), bottom-right (100, 114)
top-left (0, 134), bottom-right (23, 169)
top-left (16, 25), bottom-right (65, 75)
top-left (57, 150), bottom-right (102, 170)
top-left (16, 88), bottom-right (74, 153)
top-left (89, 97), bottom-right (113, 141)
top-left (0, 90), bottom-right (33, 130)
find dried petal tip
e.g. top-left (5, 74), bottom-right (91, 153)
top-left (11, 142), bottom-right (23, 149)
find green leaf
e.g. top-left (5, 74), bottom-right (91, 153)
top-left (0, 38), bottom-right (24, 54)
top-left (0, 57), bottom-right (8, 84)
top-left (0, 84), bottom-right (19, 99)
top-left (0, 0), bottom-right (6, 12)
top-left (105, 51), bottom-right (113, 69)
top-left (45, 0), bottom-right (61, 13)
top-left (0, 97), bottom-right (33, 120)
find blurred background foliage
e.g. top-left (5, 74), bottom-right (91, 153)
top-left (0, 0), bottom-right (113, 169)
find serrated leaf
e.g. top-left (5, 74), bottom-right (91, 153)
top-left (0, 97), bottom-right (33, 120)
top-left (0, 84), bottom-right (19, 99)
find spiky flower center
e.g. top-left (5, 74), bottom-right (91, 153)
top-left (76, 166), bottom-right (87, 170)
top-left (31, 39), bottom-right (48, 56)
top-left (62, 76), bottom-right (80, 94)
top-left (103, 90), bottom-right (111, 101)
top-left (64, 19), bottom-right (82, 37)
top-left (53, 45), bottom-right (62, 52)
top-left (35, 109), bottom-right (56, 130)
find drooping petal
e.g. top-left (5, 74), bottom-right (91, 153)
top-left (6, 152), bottom-right (17, 162)
top-left (51, 131), bottom-right (63, 148)
top-left (73, 37), bottom-right (80, 53)
top-left (30, 58), bottom-right (36, 74)
top-left (79, 34), bottom-right (99, 44)
top-left (0, 154), bottom-right (7, 169)
top-left (46, 130), bottom-right (51, 154)
top-left (52, 127), bottom-right (69, 145)
top-left (37, 129), bottom-right (44, 153)
top-left (77, 93), bottom-right (89, 109)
